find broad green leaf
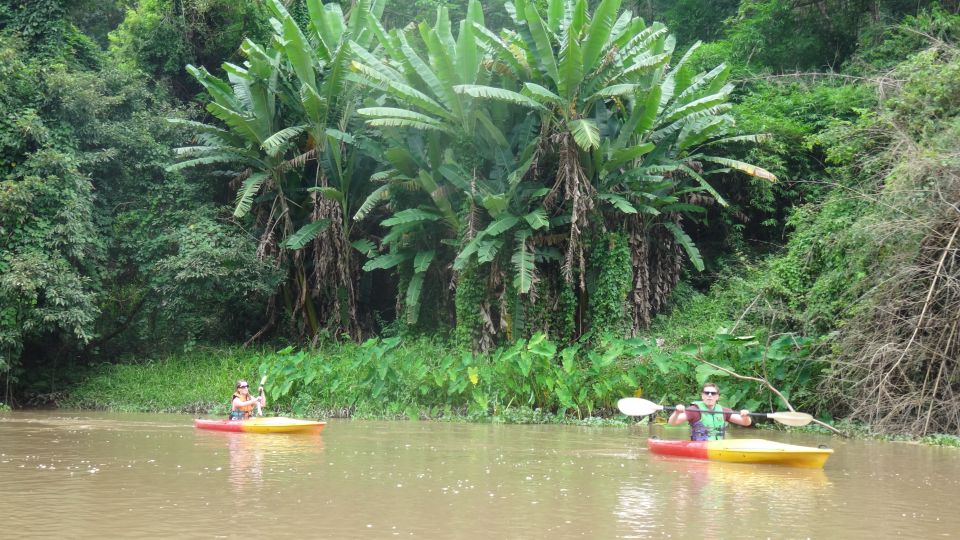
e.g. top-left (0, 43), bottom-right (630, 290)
top-left (351, 239), bottom-right (377, 255)
top-left (281, 219), bottom-right (331, 249)
top-left (598, 193), bottom-right (638, 214)
top-left (413, 250), bottom-right (435, 273)
top-left (587, 84), bottom-right (640, 102)
top-left (569, 119), bottom-right (600, 150)
top-left (405, 271), bottom-right (426, 323)
top-left (234, 173), bottom-right (268, 218)
top-left (522, 83), bottom-right (562, 105)
top-left (523, 208), bottom-right (549, 230)
top-left (382, 208), bottom-right (442, 227)
top-left (695, 363), bottom-right (727, 385)
top-left (477, 238), bottom-right (504, 263)
top-left (512, 229), bottom-right (534, 293)
top-left (453, 84), bottom-right (545, 109)
top-left (481, 194), bottom-right (509, 217)
top-left (557, 28), bottom-right (582, 102)
top-left (582, 0), bottom-right (621, 73)
top-left (354, 184), bottom-right (391, 220)
top-left (306, 186), bottom-right (345, 205)
top-left (363, 252), bottom-right (411, 271)
top-left (523, 2), bottom-right (560, 85)
top-left (604, 142), bottom-right (655, 171)
top-left (471, 22), bottom-right (527, 78)
top-left (483, 214), bottom-right (521, 237)
top-left (679, 164), bottom-right (728, 206)
top-left (662, 222), bottom-right (704, 272)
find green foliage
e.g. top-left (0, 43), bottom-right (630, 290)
top-left (587, 233), bottom-right (632, 336)
top-left (255, 333), bottom-right (658, 418)
top-left (724, 0), bottom-right (860, 71)
top-left (0, 145), bottom-right (101, 377)
top-left (454, 262), bottom-right (487, 349)
top-left (62, 348), bottom-right (263, 413)
top-left (646, 271), bottom-right (764, 347)
top-left (108, 0), bottom-right (273, 98)
top-left (0, 15), bottom-right (279, 396)
top-left (846, 4), bottom-right (960, 73)
top-left (64, 329), bottom-right (825, 422)
top-left (763, 34), bottom-right (960, 335)
top-left (638, 0), bottom-right (740, 46)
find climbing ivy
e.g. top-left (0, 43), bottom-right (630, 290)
top-left (588, 233), bottom-right (633, 338)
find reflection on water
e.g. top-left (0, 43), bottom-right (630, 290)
top-left (618, 457), bottom-right (833, 540)
top-left (2, 411), bottom-right (959, 539)
top-left (193, 430), bottom-right (325, 494)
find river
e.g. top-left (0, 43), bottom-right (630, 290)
top-left (1, 411), bottom-right (957, 538)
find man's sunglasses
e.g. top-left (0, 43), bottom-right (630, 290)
top-left (702, 390), bottom-right (718, 395)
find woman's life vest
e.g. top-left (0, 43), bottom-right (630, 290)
top-left (231, 392), bottom-right (255, 420)
top-left (690, 400), bottom-right (727, 441)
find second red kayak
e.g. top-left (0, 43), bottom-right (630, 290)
top-left (647, 437), bottom-right (833, 468)
top-left (194, 417), bottom-right (327, 434)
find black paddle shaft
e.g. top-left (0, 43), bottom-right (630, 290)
top-left (668, 407), bottom-right (767, 418)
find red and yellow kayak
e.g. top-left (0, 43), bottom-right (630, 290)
top-left (647, 438), bottom-right (833, 468)
top-left (194, 417), bottom-right (327, 434)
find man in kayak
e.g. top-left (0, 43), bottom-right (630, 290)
top-left (230, 380), bottom-right (265, 420)
top-left (668, 382), bottom-right (751, 440)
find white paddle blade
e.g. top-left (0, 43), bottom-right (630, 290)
top-left (617, 398), bottom-right (665, 416)
top-left (766, 412), bottom-right (814, 427)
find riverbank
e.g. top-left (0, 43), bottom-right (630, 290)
top-left (56, 341), bottom-right (960, 447)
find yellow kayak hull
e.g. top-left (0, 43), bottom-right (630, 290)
top-left (648, 438), bottom-right (833, 468)
top-left (195, 417), bottom-right (327, 434)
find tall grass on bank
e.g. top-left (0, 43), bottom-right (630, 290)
top-left (62, 348), bottom-right (263, 414)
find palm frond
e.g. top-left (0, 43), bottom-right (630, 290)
top-left (365, 117), bottom-right (455, 133)
top-left (351, 239), bottom-right (377, 256)
top-left (166, 154), bottom-right (250, 172)
top-left (522, 2), bottom-right (560, 86)
top-left (679, 164), bottom-right (728, 207)
top-left (471, 22), bottom-right (527, 79)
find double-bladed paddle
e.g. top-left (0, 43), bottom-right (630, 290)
top-left (617, 397), bottom-right (813, 427)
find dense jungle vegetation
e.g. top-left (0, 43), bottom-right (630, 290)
top-left (1, 0), bottom-right (958, 436)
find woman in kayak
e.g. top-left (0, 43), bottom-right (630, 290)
top-left (230, 379), bottom-right (265, 420)
top-left (668, 382), bottom-right (751, 440)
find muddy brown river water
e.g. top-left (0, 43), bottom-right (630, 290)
top-left (1, 411), bottom-right (958, 538)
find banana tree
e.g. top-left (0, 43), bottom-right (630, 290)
top-left (169, 38), bottom-right (323, 336)
top-left (350, 2), bottom-right (522, 327)
top-left (452, 0), bottom-right (776, 333)
top-left (171, 0), bottom-right (386, 340)
top-left (261, 0), bottom-right (386, 339)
